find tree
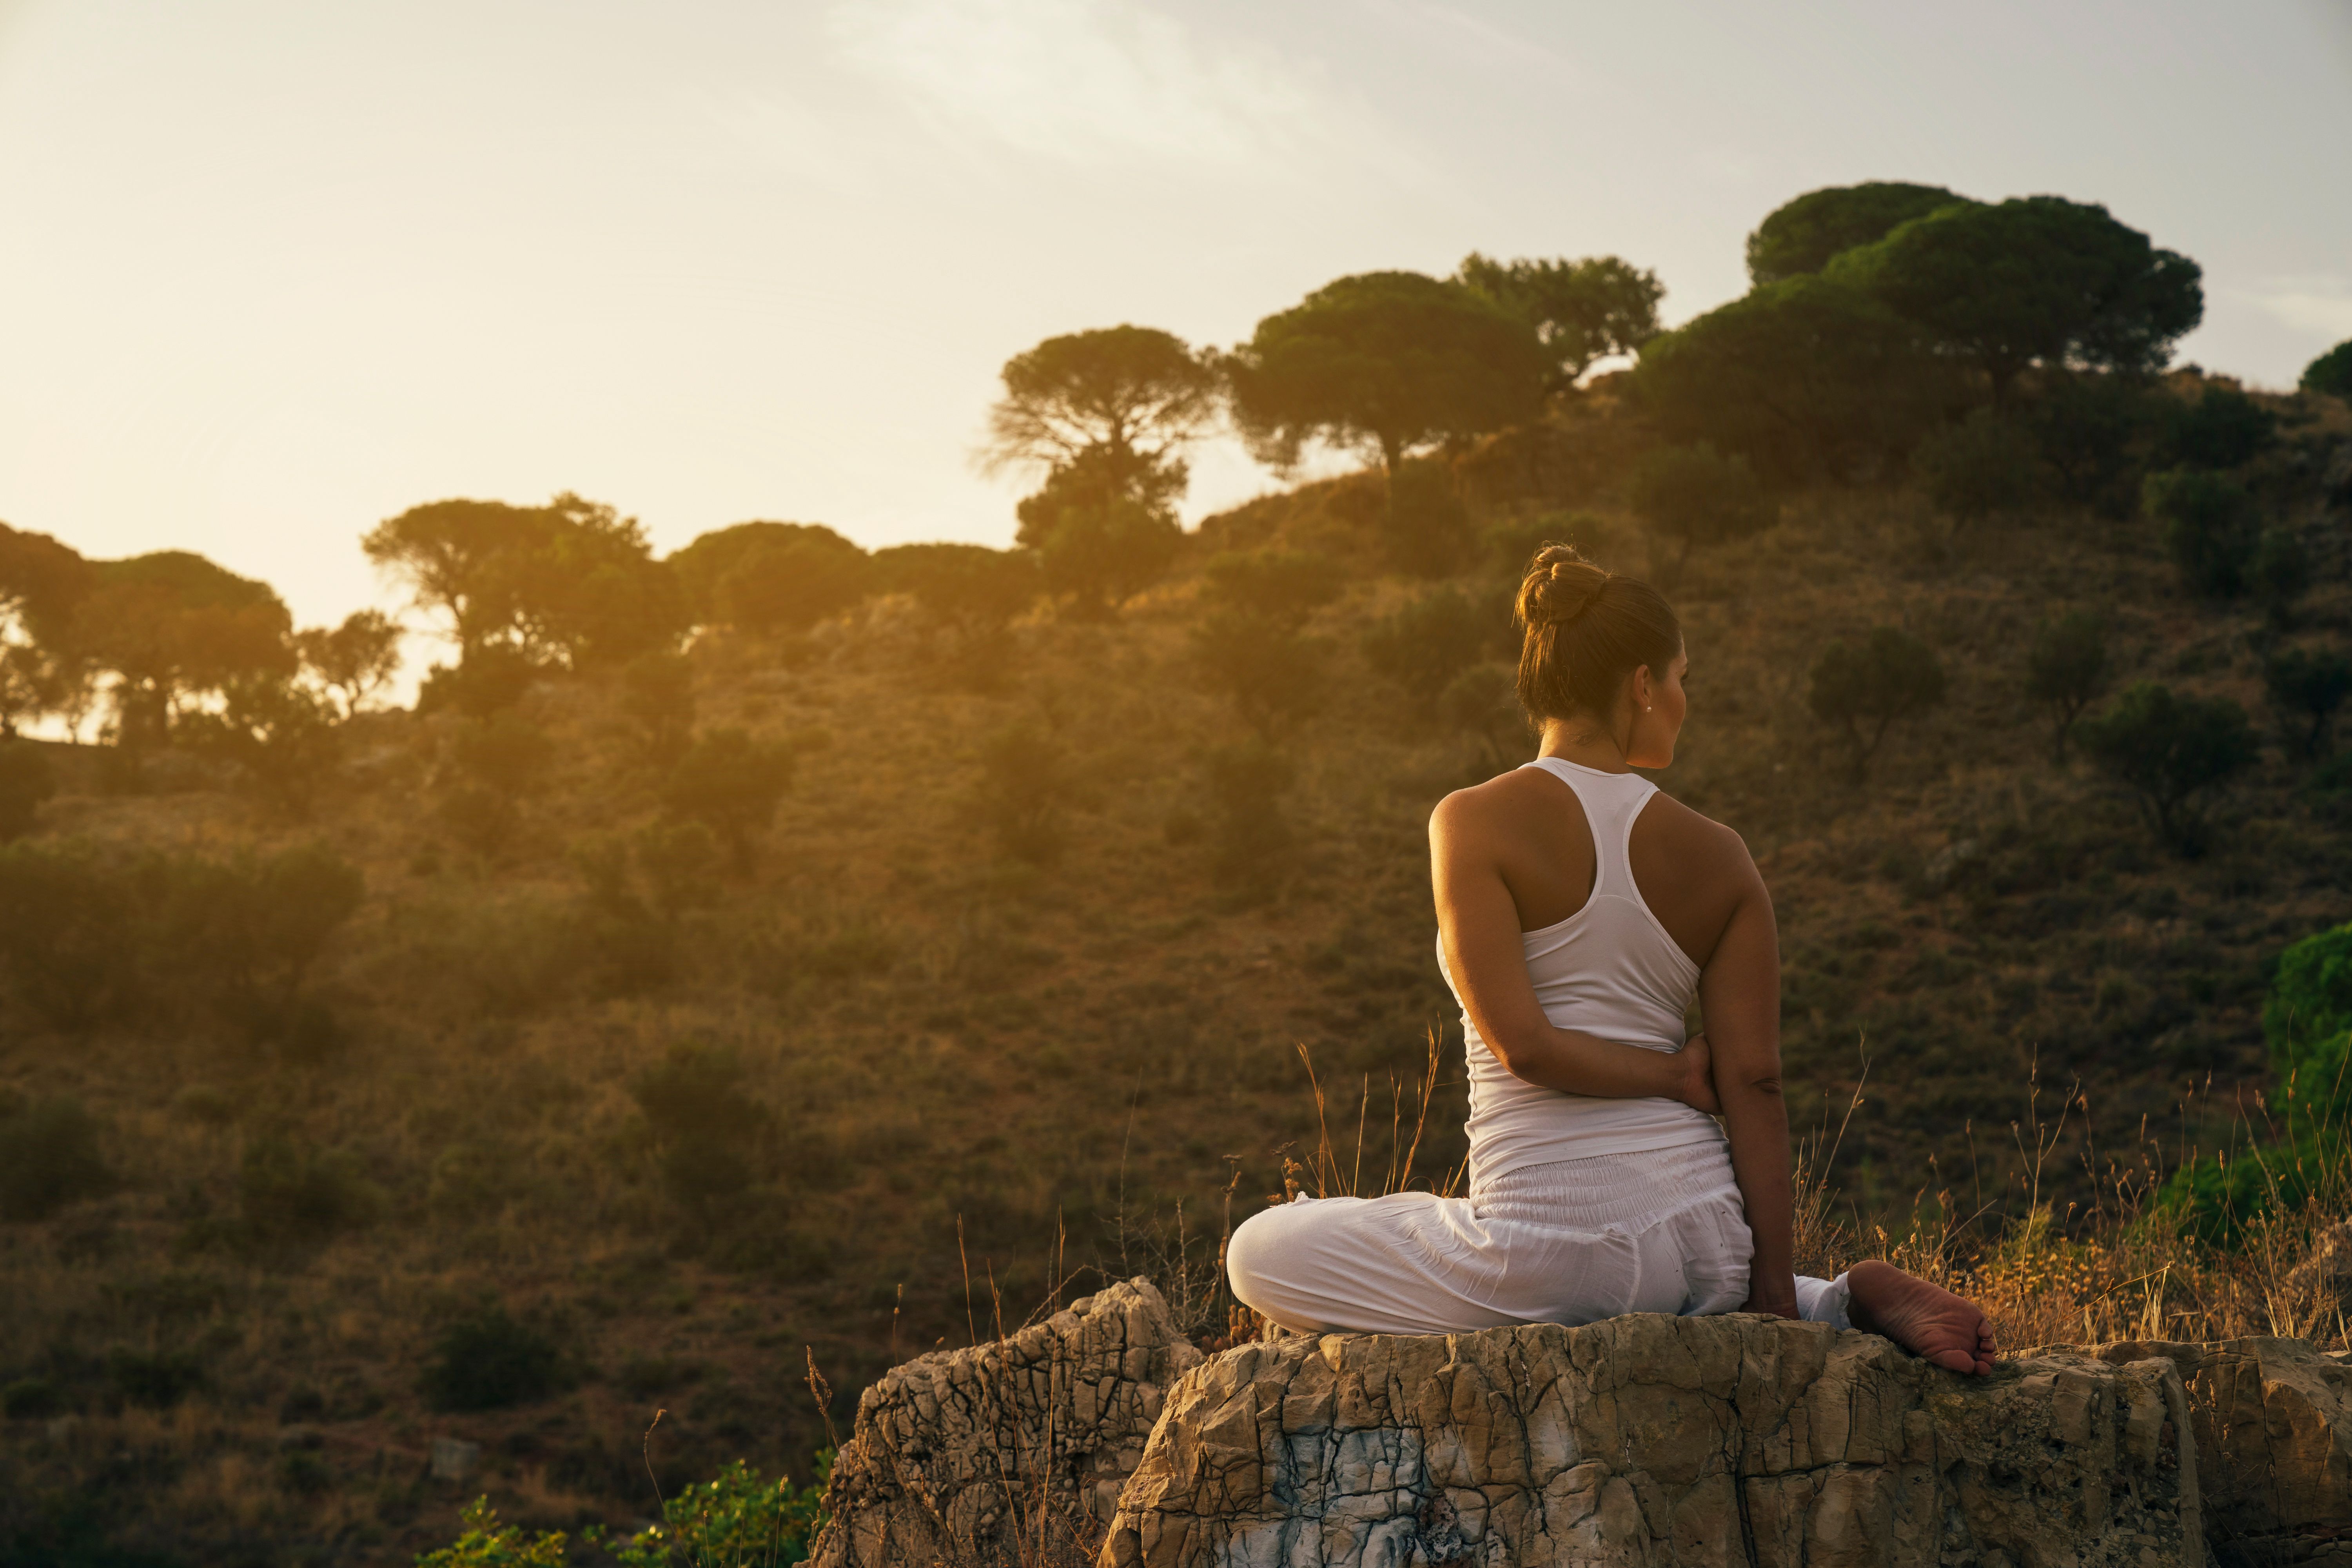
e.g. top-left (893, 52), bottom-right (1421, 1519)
top-left (2025, 373), bottom-right (2159, 515)
top-left (2077, 682), bottom-right (2256, 855)
top-left (973, 723), bottom-right (1083, 864)
top-left (2025, 611), bottom-right (2108, 763)
top-left (1826, 196), bottom-right (2203, 402)
top-left (2144, 468), bottom-right (2259, 598)
top-left (2301, 339), bottom-right (2352, 399)
top-left (1013, 445), bottom-right (1184, 616)
top-left (1745, 182), bottom-right (1969, 285)
top-left (1227, 271), bottom-right (1547, 476)
top-left (1626, 443), bottom-right (1778, 583)
top-left (182, 677), bottom-right (344, 817)
top-left (294, 610), bottom-right (403, 718)
top-left (980, 324), bottom-right (1221, 476)
top-left (620, 652), bottom-right (695, 762)
top-left (1911, 410), bottom-right (2038, 523)
top-left (364, 493), bottom-right (684, 670)
top-left (1808, 627), bottom-right (1948, 784)
top-left (1633, 276), bottom-right (1952, 483)
top-left (71, 552), bottom-right (295, 749)
top-left (870, 543), bottom-right (1040, 632)
top-left (2265, 647), bottom-right (2352, 759)
top-left (2253, 528), bottom-right (2313, 627)
top-left (663, 729), bottom-right (793, 870)
top-left (668, 522), bottom-right (870, 635)
top-left (1362, 588), bottom-right (1508, 720)
top-left (1454, 253), bottom-right (1664, 393)
top-left (2156, 384), bottom-right (2277, 471)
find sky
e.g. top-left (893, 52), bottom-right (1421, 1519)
top-left (0, 0), bottom-right (2348, 633)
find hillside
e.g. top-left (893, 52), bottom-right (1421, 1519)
top-left (1, 374), bottom-right (2350, 1565)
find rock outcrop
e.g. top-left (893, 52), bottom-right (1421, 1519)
top-left (811, 1278), bottom-right (1203, 1568)
top-left (1100, 1314), bottom-right (2202, 1568)
top-left (2089, 1336), bottom-right (2352, 1566)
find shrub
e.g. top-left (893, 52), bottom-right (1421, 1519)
top-left (451, 713), bottom-right (555, 796)
top-left (621, 651), bottom-right (696, 762)
top-left (417, 1500), bottom-right (573, 1568)
top-left (972, 723), bottom-right (1081, 864)
top-left (416, 644), bottom-right (536, 718)
top-left (1627, 442), bottom-right (1777, 583)
top-left (2144, 468), bottom-right (2259, 598)
top-left (2026, 373), bottom-right (2158, 515)
top-left (1381, 459), bottom-right (1473, 578)
top-left (1910, 410), bottom-right (2038, 523)
top-left (2304, 338), bottom-right (2352, 399)
top-left (237, 1136), bottom-right (382, 1244)
top-left (1806, 627), bottom-right (1948, 784)
top-left (2252, 528), bottom-right (2314, 626)
top-left (601, 1456), bottom-right (832, 1568)
top-left (664, 728), bottom-right (793, 869)
top-left (1362, 588), bottom-right (1505, 717)
top-left (2265, 646), bottom-right (2352, 760)
top-left (439, 783), bottom-right (519, 860)
top-left (2077, 681), bottom-right (2256, 856)
top-left (421, 1305), bottom-right (566, 1412)
top-left (181, 676), bottom-right (343, 817)
top-left (2157, 385), bottom-right (2277, 470)
top-left (0, 1098), bottom-right (113, 1220)
top-left (630, 1041), bottom-right (770, 1212)
top-left (0, 844), bottom-right (140, 1031)
top-left (1192, 611), bottom-right (1321, 737)
top-left (2024, 611), bottom-right (2107, 763)
top-left (0, 742), bottom-right (55, 840)
top-left (2, 1377), bottom-right (65, 1419)
top-left (107, 1348), bottom-right (206, 1409)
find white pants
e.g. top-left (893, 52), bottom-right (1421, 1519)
top-left (1226, 1140), bottom-right (1850, 1335)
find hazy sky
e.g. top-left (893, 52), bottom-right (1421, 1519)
top-left (1, 0), bottom-right (2347, 631)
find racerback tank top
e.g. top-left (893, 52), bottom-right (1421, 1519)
top-left (1436, 757), bottom-right (1726, 1183)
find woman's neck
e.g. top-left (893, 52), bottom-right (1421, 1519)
top-left (1539, 717), bottom-right (1633, 774)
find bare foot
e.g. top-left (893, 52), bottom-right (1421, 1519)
top-left (1676, 1033), bottom-right (1721, 1114)
top-left (1846, 1259), bottom-right (1998, 1375)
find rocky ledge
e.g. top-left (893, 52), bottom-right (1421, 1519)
top-left (812, 1279), bottom-right (2352, 1567)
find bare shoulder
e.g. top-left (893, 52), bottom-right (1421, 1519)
top-left (1429, 766), bottom-right (1559, 841)
top-left (1635, 789), bottom-right (1763, 886)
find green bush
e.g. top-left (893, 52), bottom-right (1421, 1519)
top-left (971, 723), bottom-right (1081, 864)
top-left (2252, 528), bottom-right (2314, 625)
top-left (1202, 742), bottom-right (1296, 903)
top-left (2077, 682), bottom-right (2256, 856)
top-left (0, 742), bottom-right (56, 841)
top-left (0, 1097), bottom-right (113, 1221)
top-left (2027, 374), bottom-right (2158, 515)
top-left (1362, 588), bottom-right (1506, 716)
top-left (600, 1455), bottom-right (833, 1567)
top-left (2264, 646), bottom-right (2350, 759)
top-left (2024, 611), bottom-right (2107, 763)
top-left (1381, 459), bottom-right (1472, 578)
top-left (1910, 410), bottom-right (2037, 523)
top-left (106, 1348), bottom-right (206, 1409)
top-left (421, 1304), bottom-right (567, 1413)
top-left (0, 843), bottom-right (142, 1031)
top-left (451, 714), bottom-right (555, 796)
top-left (2144, 468), bottom-right (2259, 598)
top-left (2303, 338), bottom-right (2352, 399)
top-left (182, 676), bottom-right (343, 817)
top-left (238, 1136), bottom-right (382, 1244)
top-left (664, 729), bottom-right (794, 869)
top-left (2157, 385), bottom-right (2277, 470)
top-left (622, 651), bottom-right (696, 762)
top-left (416, 644), bottom-right (536, 719)
top-left (1806, 627), bottom-right (1947, 784)
top-left (631, 1042), bottom-right (770, 1212)
top-left (1191, 610), bottom-right (1322, 737)
top-left (1628, 442), bottom-right (1777, 583)
top-left (416, 1498), bottom-right (572, 1568)
top-left (2, 1377), bottom-right (65, 1419)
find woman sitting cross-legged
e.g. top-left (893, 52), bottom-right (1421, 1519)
top-left (1226, 548), bottom-right (1996, 1375)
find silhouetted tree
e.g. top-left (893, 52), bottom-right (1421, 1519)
top-left (1633, 276), bottom-right (1951, 483)
top-left (1627, 443), bottom-right (1778, 583)
top-left (1014, 445), bottom-right (1184, 617)
top-left (1826, 196), bottom-right (2203, 402)
top-left (2025, 612), bottom-right (2108, 763)
top-left (664, 729), bottom-right (793, 870)
top-left (71, 552), bottom-right (294, 750)
top-left (1454, 253), bottom-right (1663, 393)
top-left (293, 610), bottom-right (403, 718)
top-left (669, 522), bottom-right (870, 635)
top-left (1808, 627), bottom-right (1948, 784)
top-left (2303, 339), bottom-right (2352, 398)
top-left (2145, 468), bottom-right (2259, 598)
top-left (1745, 182), bottom-right (1968, 285)
top-left (2157, 385), bottom-right (2277, 470)
top-left (2077, 682), bottom-right (2256, 855)
top-left (2026, 373), bottom-right (2158, 515)
top-left (871, 543), bottom-right (1040, 632)
top-left (1911, 410), bottom-right (2038, 523)
top-left (182, 677), bottom-right (344, 817)
top-left (1228, 271), bottom-right (1546, 477)
top-left (2265, 648), bottom-right (2352, 759)
top-left (981, 325), bottom-right (1222, 477)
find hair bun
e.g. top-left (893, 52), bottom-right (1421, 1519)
top-left (1516, 546), bottom-right (1611, 631)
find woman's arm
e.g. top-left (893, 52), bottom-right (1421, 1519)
top-left (1696, 852), bottom-right (1797, 1316)
top-left (1432, 793), bottom-right (1717, 1109)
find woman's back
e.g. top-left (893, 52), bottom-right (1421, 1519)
top-left (1436, 758), bottom-right (1751, 1180)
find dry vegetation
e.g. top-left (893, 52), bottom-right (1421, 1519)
top-left (2, 381), bottom-right (2350, 1566)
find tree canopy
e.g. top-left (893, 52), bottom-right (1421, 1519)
top-left (668, 522), bottom-right (869, 636)
top-left (363, 494), bottom-right (684, 669)
top-left (1826, 196), bottom-right (2203, 399)
top-left (2304, 339), bottom-right (2352, 399)
top-left (1454, 253), bottom-right (1663, 394)
top-left (1227, 271), bottom-right (1547, 474)
top-left (1745, 183), bottom-right (1968, 285)
top-left (981, 325), bottom-right (1222, 477)
top-left (1633, 276), bottom-right (1951, 482)
top-left (75, 552), bottom-right (295, 747)
top-left (1626, 443), bottom-right (1778, 583)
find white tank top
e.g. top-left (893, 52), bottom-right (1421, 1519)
top-left (1437, 757), bottom-right (1726, 1182)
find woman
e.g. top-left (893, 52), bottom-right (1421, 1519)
top-left (1226, 548), bottom-right (1996, 1375)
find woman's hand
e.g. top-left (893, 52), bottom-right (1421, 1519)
top-left (1674, 1032), bottom-right (1721, 1114)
